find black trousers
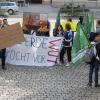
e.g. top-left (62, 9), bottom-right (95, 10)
top-left (1, 48), bottom-right (6, 68)
top-left (60, 46), bottom-right (72, 62)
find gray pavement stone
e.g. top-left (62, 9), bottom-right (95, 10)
top-left (0, 63), bottom-right (100, 100)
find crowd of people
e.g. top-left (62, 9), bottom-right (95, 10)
top-left (0, 16), bottom-right (100, 87)
top-left (53, 17), bottom-right (78, 67)
top-left (53, 17), bottom-right (100, 87)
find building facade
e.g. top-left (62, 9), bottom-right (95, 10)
top-left (0, 0), bottom-right (99, 4)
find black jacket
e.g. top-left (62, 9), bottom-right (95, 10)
top-left (53, 29), bottom-right (64, 37)
top-left (96, 42), bottom-right (100, 60)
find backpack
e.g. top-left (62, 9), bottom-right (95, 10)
top-left (84, 44), bottom-right (99, 64)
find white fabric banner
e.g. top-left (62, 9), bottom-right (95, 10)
top-left (6, 35), bottom-right (63, 67)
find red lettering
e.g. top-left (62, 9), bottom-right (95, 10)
top-left (47, 39), bottom-right (61, 63)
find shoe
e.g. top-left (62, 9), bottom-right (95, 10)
top-left (87, 83), bottom-right (92, 87)
top-left (66, 63), bottom-right (70, 67)
top-left (2, 67), bottom-right (7, 70)
top-left (60, 60), bottom-right (64, 64)
top-left (95, 84), bottom-right (100, 87)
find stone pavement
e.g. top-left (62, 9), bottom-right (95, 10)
top-left (0, 63), bottom-right (100, 100)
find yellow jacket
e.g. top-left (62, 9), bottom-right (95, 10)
top-left (61, 20), bottom-right (77, 32)
top-left (68, 21), bottom-right (77, 32)
top-left (61, 21), bottom-right (67, 31)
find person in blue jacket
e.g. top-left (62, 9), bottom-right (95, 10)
top-left (60, 23), bottom-right (73, 66)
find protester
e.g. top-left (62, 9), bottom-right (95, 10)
top-left (2, 19), bottom-right (9, 28)
top-left (1, 19), bottom-right (9, 70)
top-left (53, 24), bottom-right (64, 65)
top-left (53, 25), bottom-right (64, 37)
top-left (89, 32), bottom-right (96, 42)
top-left (88, 30), bottom-right (100, 87)
top-left (61, 18), bottom-right (77, 32)
top-left (0, 19), bottom-right (2, 63)
top-left (61, 20), bottom-right (67, 31)
top-left (0, 19), bottom-right (3, 29)
top-left (77, 16), bottom-right (84, 25)
top-left (67, 18), bottom-right (76, 43)
top-left (67, 18), bottom-right (77, 32)
top-left (60, 23), bottom-right (73, 66)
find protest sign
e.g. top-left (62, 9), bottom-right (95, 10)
top-left (23, 12), bottom-right (50, 36)
top-left (23, 12), bottom-right (40, 35)
top-left (0, 23), bottom-right (25, 49)
top-left (6, 35), bottom-right (63, 67)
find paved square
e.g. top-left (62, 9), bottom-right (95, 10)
top-left (0, 63), bottom-right (100, 100)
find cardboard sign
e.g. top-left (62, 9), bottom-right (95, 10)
top-left (0, 23), bottom-right (25, 49)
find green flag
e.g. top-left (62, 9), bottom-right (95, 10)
top-left (72, 23), bottom-right (89, 64)
top-left (89, 14), bottom-right (95, 32)
top-left (84, 14), bottom-right (90, 38)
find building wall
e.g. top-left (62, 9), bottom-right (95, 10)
top-left (0, 0), bottom-right (99, 3)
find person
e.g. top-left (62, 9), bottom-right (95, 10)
top-left (2, 19), bottom-right (9, 28)
top-left (77, 16), bottom-right (84, 26)
top-left (25, 0), bottom-right (30, 7)
top-left (60, 23), bottom-right (73, 66)
top-left (67, 18), bottom-right (76, 43)
top-left (0, 19), bottom-right (3, 29)
top-left (61, 20), bottom-right (67, 31)
top-left (53, 25), bottom-right (64, 37)
top-left (0, 19), bottom-right (3, 61)
top-left (67, 18), bottom-right (77, 32)
top-left (88, 31), bottom-right (100, 87)
top-left (18, 0), bottom-right (24, 7)
top-left (53, 25), bottom-right (64, 65)
top-left (1, 19), bottom-right (9, 70)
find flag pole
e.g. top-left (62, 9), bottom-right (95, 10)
top-left (72, 0), bottom-right (74, 16)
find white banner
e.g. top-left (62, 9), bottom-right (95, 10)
top-left (6, 35), bottom-right (63, 67)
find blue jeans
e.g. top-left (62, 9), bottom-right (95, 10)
top-left (89, 60), bottom-right (100, 85)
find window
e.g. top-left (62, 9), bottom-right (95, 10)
top-left (0, 3), bottom-right (7, 6)
top-left (8, 3), bottom-right (14, 6)
top-left (0, 3), bottom-right (15, 6)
